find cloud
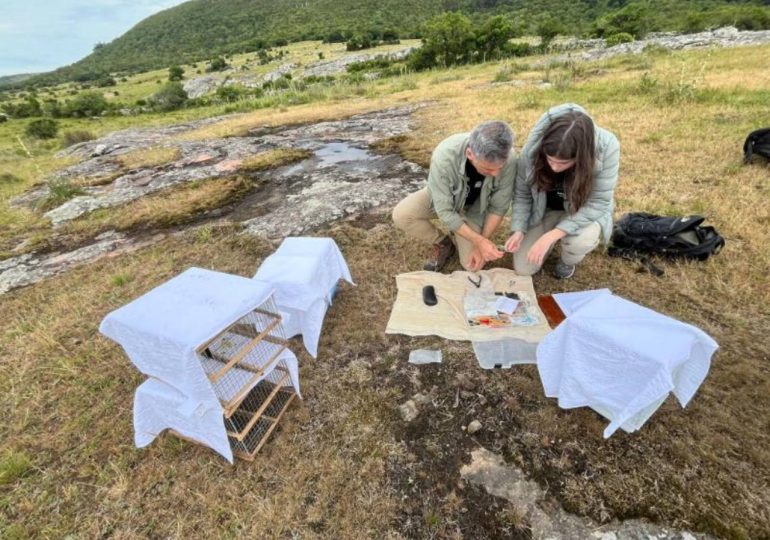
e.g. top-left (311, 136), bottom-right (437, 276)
top-left (0, 0), bottom-right (189, 76)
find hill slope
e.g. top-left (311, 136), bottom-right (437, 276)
top-left (21, 0), bottom-right (770, 85)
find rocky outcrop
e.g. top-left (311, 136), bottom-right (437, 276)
top-left (302, 46), bottom-right (415, 78)
top-left (183, 75), bottom-right (225, 98)
top-left (461, 447), bottom-right (714, 540)
top-left (546, 26), bottom-right (770, 65)
top-left (1, 105), bottom-right (428, 294)
top-left (0, 231), bottom-right (164, 294)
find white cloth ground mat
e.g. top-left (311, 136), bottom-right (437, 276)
top-left (536, 293), bottom-right (718, 438)
top-left (254, 237), bottom-right (353, 357)
top-left (385, 268), bottom-right (551, 343)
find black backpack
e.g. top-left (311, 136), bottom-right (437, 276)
top-left (744, 128), bottom-right (770, 163)
top-left (609, 213), bottom-right (725, 275)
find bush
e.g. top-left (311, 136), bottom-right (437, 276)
top-left (0, 173), bottom-right (22, 184)
top-left (215, 84), bottom-right (246, 103)
top-left (206, 57), bottom-right (229, 72)
top-left (1, 96), bottom-right (42, 118)
top-left (96, 76), bottom-right (117, 87)
top-left (606, 32), bottom-right (634, 47)
top-left (149, 82), bottom-right (188, 111)
top-left (25, 119), bottom-right (59, 139)
top-left (61, 130), bottom-right (96, 147)
top-left (65, 91), bottom-right (109, 117)
top-left (346, 34), bottom-right (374, 51)
top-left (347, 56), bottom-right (395, 73)
top-left (168, 65), bottom-right (185, 81)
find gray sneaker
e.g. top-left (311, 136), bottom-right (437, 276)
top-left (554, 261), bottom-right (576, 279)
top-left (423, 236), bottom-right (455, 272)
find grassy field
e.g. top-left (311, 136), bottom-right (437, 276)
top-left (1, 41), bottom-right (770, 539)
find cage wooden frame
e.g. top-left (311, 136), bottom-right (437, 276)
top-left (189, 296), bottom-right (299, 460)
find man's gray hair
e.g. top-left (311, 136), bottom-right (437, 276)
top-left (468, 120), bottom-right (514, 162)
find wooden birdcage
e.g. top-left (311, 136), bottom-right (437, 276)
top-left (195, 296), bottom-right (298, 460)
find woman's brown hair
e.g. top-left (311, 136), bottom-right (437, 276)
top-left (532, 111), bottom-right (595, 212)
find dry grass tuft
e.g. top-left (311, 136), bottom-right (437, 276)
top-left (116, 146), bottom-right (181, 170)
top-left (59, 175), bottom-right (255, 239)
top-left (239, 148), bottom-right (312, 171)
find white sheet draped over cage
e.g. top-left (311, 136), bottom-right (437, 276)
top-left (536, 293), bottom-right (718, 438)
top-left (253, 237), bottom-right (354, 358)
top-left (100, 267), bottom-right (301, 462)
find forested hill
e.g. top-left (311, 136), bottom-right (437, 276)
top-left (24, 0), bottom-right (770, 85)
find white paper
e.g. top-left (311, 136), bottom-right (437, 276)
top-left (494, 296), bottom-right (520, 315)
top-left (408, 349), bottom-right (443, 364)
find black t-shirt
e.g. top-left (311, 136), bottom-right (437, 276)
top-left (464, 160), bottom-right (486, 208)
top-left (546, 175), bottom-right (567, 211)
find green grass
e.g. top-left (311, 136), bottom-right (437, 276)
top-left (0, 450), bottom-right (32, 486)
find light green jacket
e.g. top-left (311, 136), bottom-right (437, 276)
top-left (511, 103), bottom-right (620, 244)
top-left (427, 133), bottom-right (516, 232)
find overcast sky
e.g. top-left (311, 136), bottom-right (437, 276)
top-left (0, 0), bottom-right (190, 76)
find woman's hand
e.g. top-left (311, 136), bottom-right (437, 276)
top-left (504, 231), bottom-right (524, 253)
top-left (526, 235), bottom-right (556, 267)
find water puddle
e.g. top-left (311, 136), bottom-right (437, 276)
top-left (315, 142), bottom-right (375, 167)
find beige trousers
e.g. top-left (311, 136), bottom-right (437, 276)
top-left (392, 188), bottom-right (481, 270)
top-left (513, 210), bottom-right (600, 276)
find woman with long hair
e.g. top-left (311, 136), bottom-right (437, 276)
top-left (505, 103), bottom-right (620, 279)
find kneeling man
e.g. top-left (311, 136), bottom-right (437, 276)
top-left (393, 121), bottom-right (515, 272)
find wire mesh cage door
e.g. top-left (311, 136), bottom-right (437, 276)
top-left (194, 296), bottom-right (298, 459)
top-left (224, 362), bottom-right (297, 461)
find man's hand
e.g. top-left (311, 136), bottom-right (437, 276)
top-left (466, 248), bottom-right (485, 272)
top-left (504, 231), bottom-right (524, 253)
top-left (476, 237), bottom-right (503, 262)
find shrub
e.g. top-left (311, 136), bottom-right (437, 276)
top-left (65, 91), bottom-right (109, 117)
top-left (96, 76), bottom-right (117, 87)
top-left (148, 82), bottom-right (188, 111)
top-left (61, 130), bottom-right (96, 147)
top-left (206, 57), bottom-right (229, 72)
top-left (606, 32), bottom-right (634, 47)
top-left (1, 96), bottom-right (42, 118)
top-left (25, 119), bottom-right (59, 139)
top-left (215, 84), bottom-right (246, 103)
top-left (0, 173), bottom-right (23, 184)
top-left (168, 65), bottom-right (185, 81)
top-left (346, 34), bottom-right (374, 51)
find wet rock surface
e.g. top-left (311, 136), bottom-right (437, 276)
top-left (0, 231), bottom-right (165, 294)
top-left (1, 105), bottom-right (426, 294)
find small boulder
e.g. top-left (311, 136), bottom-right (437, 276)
top-left (398, 400), bottom-right (419, 422)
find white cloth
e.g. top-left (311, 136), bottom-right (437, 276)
top-left (552, 288), bottom-right (612, 316)
top-left (134, 378), bottom-right (233, 460)
top-left (536, 293), bottom-right (718, 438)
top-left (100, 267), bottom-right (275, 403)
top-left (253, 237), bottom-right (354, 357)
top-left (472, 339), bottom-right (538, 369)
top-left (134, 348), bottom-right (300, 463)
top-left (101, 267), bottom-right (300, 461)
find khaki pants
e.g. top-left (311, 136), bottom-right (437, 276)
top-left (392, 188), bottom-right (481, 270)
top-left (513, 210), bottom-right (600, 276)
